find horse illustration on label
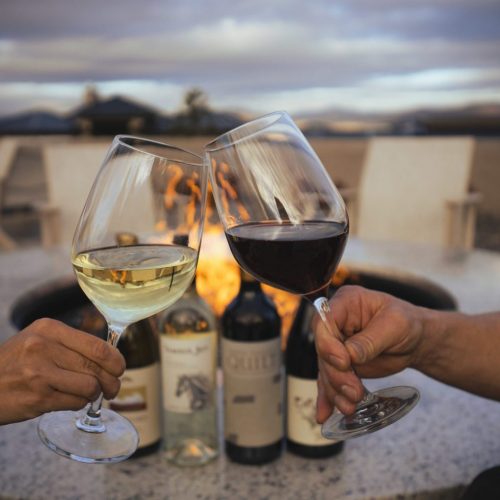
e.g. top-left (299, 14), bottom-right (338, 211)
top-left (176, 374), bottom-right (210, 410)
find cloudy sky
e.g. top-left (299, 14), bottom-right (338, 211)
top-left (1, 0), bottom-right (500, 117)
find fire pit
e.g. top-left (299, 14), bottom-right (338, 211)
top-left (336, 266), bottom-right (457, 310)
top-left (10, 266), bottom-right (456, 336)
top-left (196, 228), bottom-right (457, 338)
top-left (11, 277), bottom-right (107, 336)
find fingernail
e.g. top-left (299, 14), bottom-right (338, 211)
top-left (346, 340), bottom-right (365, 363)
top-left (341, 384), bottom-right (358, 402)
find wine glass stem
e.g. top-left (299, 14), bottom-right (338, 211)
top-left (313, 296), bottom-right (375, 404)
top-left (76, 324), bottom-right (125, 434)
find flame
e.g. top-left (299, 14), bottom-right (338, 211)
top-left (158, 166), bottom-right (202, 233)
top-left (196, 219), bottom-right (300, 342)
top-left (196, 222), bottom-right (351, 347)
top-left (197, 223), bottom-right (240, 317)
top-left (164, 164), bottom-right (184, 209)
top-left (199, 170), bottom-right (298, 334)
top-left (160, 160), bottom-right (351, 345)
top-left (331, 265), bottom-right (350, 287)
top-left (217, 162), bottom-right (238, 200)
top-left (155, 219), bottom-right (167, 231)
top-left (110, 270), bottom-right (127, 286)
top-left (215, 162), bottom-right (250, 225)
top-left (185, 173), bottom-right (201, 228)
top-left (216, 170), bottom-right (232, 224)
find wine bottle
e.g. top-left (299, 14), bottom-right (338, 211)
top-left (109, 319), bottom-right (162, 457)
top-left (221, 268), bottom-right (283, 465)
top-left (286, 298), bottom-right (344, 458)
top-left (104, 232), bottom-right (162, 457)
top-left (158, 235), bottom-right (218, 466)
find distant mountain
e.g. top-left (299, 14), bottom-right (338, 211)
top-left (296, 103), bottom-right (500, 136)
top-left (0, 111), bottom-right (76, 134)
top-left (391, 103), bottom-right (500, 136)
top-left (1, 99), bottom-right (498, 136)
top-left (0, 95), bottom-right (244, 136)
top-left (296, 102), bottom-right (500, 122)
top-left (72, 95), bottom-right (159, 119)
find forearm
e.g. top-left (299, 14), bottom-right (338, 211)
top-left (413, 309), bottom-right (500, 400)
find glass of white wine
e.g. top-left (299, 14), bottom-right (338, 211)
top-left (37, 136), bottom-right (208, 463)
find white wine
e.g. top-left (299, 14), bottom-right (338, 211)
top-left (72, 244), bottom-right (197, 325)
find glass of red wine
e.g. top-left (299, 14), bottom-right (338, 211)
top-left (205, 111), bottom-right (419, 440)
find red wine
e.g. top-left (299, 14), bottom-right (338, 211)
top-left (286, 298), bottom-right (344, 458)
top-left (221, 269), bottom-right (283, 465)
top-left (225, 221), bottom-right (348, 297)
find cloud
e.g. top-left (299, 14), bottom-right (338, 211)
top-left (0, 0), bottom-right (499, 115)
top-left (0, 80), bottom-right (185, 116)
top-left (2, 0), bottom-right (499, 41)
top-left (220, 84), bottom-right (500, 115)
top-left (368, 68), bottom-right (500, 90)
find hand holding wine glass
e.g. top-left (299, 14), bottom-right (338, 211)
top-left (314, 285), bottom-right (426, 421)
top-left (38, 136), bottom-right (207, 463)
top-left (205, 111), bottom-right (419, 440)
top-left (0, 318), bottom-right (124, 425)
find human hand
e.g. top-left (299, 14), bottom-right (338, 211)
top-left (314, 285), bottom-right (426, 423)
top-left (0, 318), bottom-right (125, 425)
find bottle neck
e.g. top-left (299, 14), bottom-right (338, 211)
top-left (239, 269), bottom-right (262, 293)
top-left (289, 299), bottom-right (315, 339)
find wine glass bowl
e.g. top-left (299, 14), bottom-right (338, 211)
top-left (206, 112), bottom-right (348, 298)
top-left (38, 136), bottom-right (207, 463)
top-left (205, 111), bottom-right (419, 441)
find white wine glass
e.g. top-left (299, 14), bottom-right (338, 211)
top-left (205, 111), bottom-right (419, 440)
top-left (37, 136), bottom-right (208, 463)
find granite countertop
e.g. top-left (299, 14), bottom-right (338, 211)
top-left (1, 241), bottom-right (500, 500)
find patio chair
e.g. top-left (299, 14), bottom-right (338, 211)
top-left (0, 138), bottom-right (19, 249)
top-left (40, 142), bottom-right (111, 246)
top-left (40, 141), bottom-right (160, 247)
top-left (354, 136), bottom-right (480, 254)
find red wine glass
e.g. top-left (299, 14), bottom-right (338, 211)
top-left (205, 111), bottom-right (419, 440)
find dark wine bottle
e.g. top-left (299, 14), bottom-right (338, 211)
top-left (286, 298), bottom-right (344, 458)
top-left (110, 319), bottom-right (162, 457)
top-left (221, 268), bottom-right (283, 465)
top-left (105, 232), bottom-right (162, 457)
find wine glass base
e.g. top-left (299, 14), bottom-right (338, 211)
top-left (321, 386), bottom-right (420, 441)
top-left (165, 438), bottom-right (218, 467)
top-left (38, 408), bottom-right (139, 463)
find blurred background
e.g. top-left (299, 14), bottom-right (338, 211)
top-left (0, 0), bottom-right (499, 319)
top-left (2, 0), bottom-right (500, 134)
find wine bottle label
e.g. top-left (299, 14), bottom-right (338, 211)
top-left (287, 375), bottom-right (335, 446)
top-left (222, 337), bottom-right (283, 447)
top-left (160, 331), bottom-right (216, 414)
top-left (106, 363), bottom-right (161, 448)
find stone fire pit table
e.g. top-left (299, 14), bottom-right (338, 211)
top-left (0, 239), bottom-right (499, 500)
